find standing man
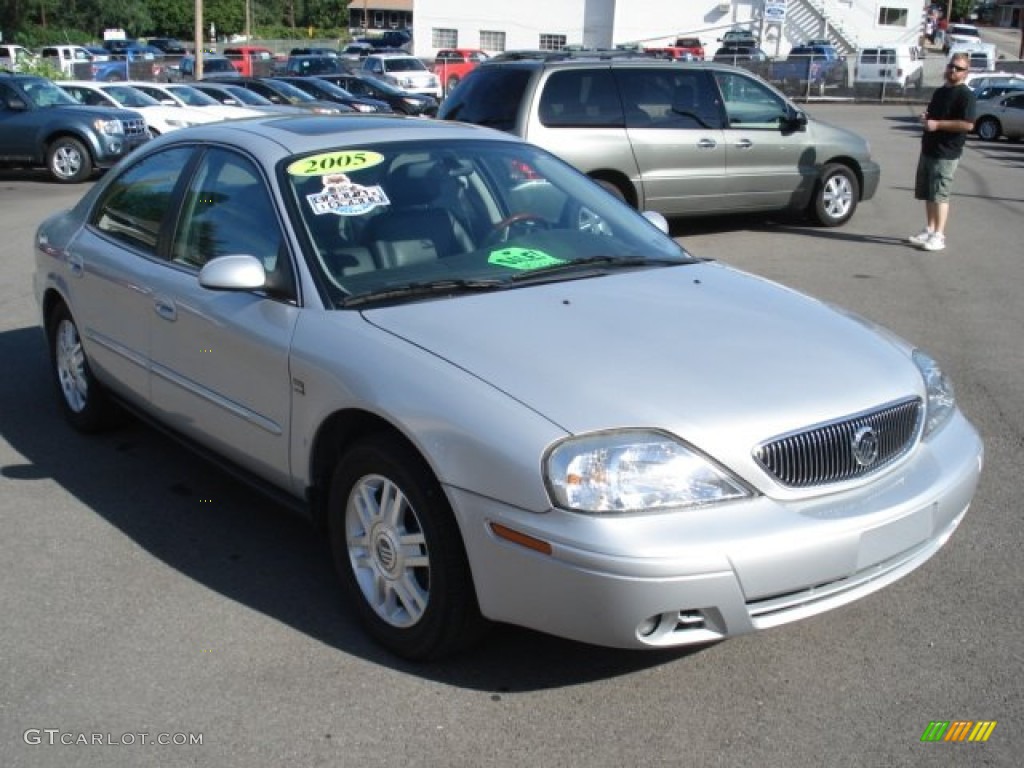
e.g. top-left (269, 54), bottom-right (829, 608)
top-left (908, 51), bottom-right (975, 252)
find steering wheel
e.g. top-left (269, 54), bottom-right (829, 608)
top-left (488, 212), bottom-right (550, 243)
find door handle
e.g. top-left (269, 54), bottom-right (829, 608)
top-left (153, 297), bottom-right (177, 322)
top-left (697, 138), bottom-right (718, 149)
top-left (67, 252), bottom-right (84, 277)
top-left (733, 139), bottom-right (754, 149)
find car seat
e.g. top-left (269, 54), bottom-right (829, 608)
top-left (363, 160), bottom-right (475, 268)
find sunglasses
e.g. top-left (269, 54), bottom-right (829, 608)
top-left (946, 64), bottom-right (968, 72)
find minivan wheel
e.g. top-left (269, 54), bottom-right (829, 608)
top-left (592, 177), bottom-right (629, 205)
top-left (976, 117), bottom-right (1001, 142)
top-left (328, 434), bottom-right (487, 661)
top-left (811, 163), bottom-right (859, 227)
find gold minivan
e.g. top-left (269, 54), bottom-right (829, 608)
top-left (439, 56), bottom-right (880, 227)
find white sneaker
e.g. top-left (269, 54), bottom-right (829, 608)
top-left (908, 228), bottom-right (933, 246)
top-left (919, 232), bottom-right (946, 251)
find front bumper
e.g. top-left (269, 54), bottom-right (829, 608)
top-left (860, 158), bottom-right (882, 202)
top-left (94, 133), bottom-right (150, 169)
top-left (450, 411), bottom-right (982, 649)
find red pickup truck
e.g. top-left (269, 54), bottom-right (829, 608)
top-left (644, 36), bottom-right (704, 61)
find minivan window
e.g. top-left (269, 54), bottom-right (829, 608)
top-left (538, 69), bottom-right (621, 127)
top-left (712, 71), bottom-right (789, 129)
top-left (440, 67), bottom-right (531, 131)
top-left (612, 68), bottom-right (723, 129)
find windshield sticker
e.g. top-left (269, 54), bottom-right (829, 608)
top-left (287, 150), bottom-right (385, 177)
top-left (488, 247), bottom-right (565, 271)
top-left (306, 174), bottom-right (390, 216)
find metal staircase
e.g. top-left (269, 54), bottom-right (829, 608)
top-left (787, 0), bottom-right (860, 54)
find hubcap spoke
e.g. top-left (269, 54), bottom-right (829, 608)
top-left (346, 473), bottom-right (431, 628)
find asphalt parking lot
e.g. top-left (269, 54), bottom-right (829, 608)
top-left (1, 104), bottom-right (1022, 768)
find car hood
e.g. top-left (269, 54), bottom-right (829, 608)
top-left (363, 262), bottom-right (921, 459)
top-left (805, 116), bottom-right (870, 155)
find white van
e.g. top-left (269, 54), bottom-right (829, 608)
top-left (39, 45), bottom-right (96, 76)
top-left (947, 43), bottom-right (997, 73)
top-left (854, 45), bottom-right (925, 95)
top-left (0, 44), bottom-right (37, 71)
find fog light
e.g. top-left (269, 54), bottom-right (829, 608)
top-left (109, 141), bottom-right (122, 153)
top-left (637, 614), bottom-right (662, 637)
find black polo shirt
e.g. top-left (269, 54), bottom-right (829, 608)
top-left (922, 84), bottom-right (975, 159)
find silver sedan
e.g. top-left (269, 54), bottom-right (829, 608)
top-left (34, 114), bottom-right (983, 660)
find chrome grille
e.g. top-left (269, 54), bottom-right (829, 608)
top-left (121, 118), bottom-right (148, 137)
top-left (754, 398), bottom-right (922, 488)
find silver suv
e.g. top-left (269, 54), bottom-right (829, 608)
top-left (439, 56), bottom-right (880, 226)
top-left (362, 53), bottom-right (441, 99)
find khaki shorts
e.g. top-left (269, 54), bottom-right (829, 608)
top-left (915, 155), bottom-right (959, 203)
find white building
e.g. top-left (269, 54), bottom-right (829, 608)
top-left (411, 0), bottom-right (928, 58)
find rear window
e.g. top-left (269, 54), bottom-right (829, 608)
top-left (382, 57), bottom-right (427, 73)
top-left (437, 67), bottom-right (532, 132)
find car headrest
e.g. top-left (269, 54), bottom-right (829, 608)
top-left (386, 161), bottom-right (442, 207)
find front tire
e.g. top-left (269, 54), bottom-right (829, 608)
top-left (811, 163), bottom-right (859, 226)
top-left (46, 137), bottom-right (93, 183)
top-left (328, 434), bottom-right (486, 660)
top-left (975, 117), bottom-right (1001, 142)
top-left (47, 303), bottom-right (115, 432)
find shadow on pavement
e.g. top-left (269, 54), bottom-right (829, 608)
top-left (0, 324), bottom-right (699, 689)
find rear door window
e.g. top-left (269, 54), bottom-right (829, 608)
top-left (612, 68), bottom-right (722, 129)
top-left (538, 69), bottom-right (622, 127)
top-left (440, 67), bottom-right (531, 131)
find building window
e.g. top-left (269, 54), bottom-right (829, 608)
top-left (479, 30), bottom-right (505, 52)
top-left (539, 33), bottom-right (567, 51)
top-left (433, 28), bottom-right (458, 48)
top-left (877, 6), bottom-right (910, 26)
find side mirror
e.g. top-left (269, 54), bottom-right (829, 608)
top-left (783, 109), bottom-right (808, 132)
top-left (198, 254), bottom-right (266, 291)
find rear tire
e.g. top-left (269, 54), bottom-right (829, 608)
top-left (592, 177), bottom-right (630, 206)
top-left (976, 117), bottom-right (1001, 142)
top-left (47, 303), bottom-right (115, 432)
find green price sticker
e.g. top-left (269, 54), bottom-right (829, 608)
top-left (488, 247), bottom-right (565, 271)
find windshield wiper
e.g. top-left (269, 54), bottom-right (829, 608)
top-left (341, 278), bottom-right (506, 307)
top-left (508, 255), bottom-right (683, 283)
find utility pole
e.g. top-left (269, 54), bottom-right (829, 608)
top-left (194, 0), bottom-right (203, 79)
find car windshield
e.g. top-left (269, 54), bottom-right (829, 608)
top-left (383, 58), bottom-right (427, 73)
top-left (283, 139), bottom-right (693, 308)
top-left (360, 75), bottom-right (406, 96)
top-left (104, 85), bottom-right (161, 107)
top-left (221, 85), bottom-right (274, 105)
top-left (267, 79), bottom-right (318, 102)
top-left (204, 59), bottom-right (237, 73)
top-left (305, 78), bottom-right (354, 98)
top-left (21, 78), bottom-right (79, 108)
top-left (164, 85), bottom-right (220, 106)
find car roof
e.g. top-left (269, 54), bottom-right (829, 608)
top-left (128, 113), bottom-right (523, 159)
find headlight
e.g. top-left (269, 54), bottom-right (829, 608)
top-left (545, 430), bottom-right (752, 514)
top-left (95, 119), bottom-right (124, 136)
top-left (352, 103), bottom-right (375, 113)
top-left (913, 349), bottom-right (956, 436)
